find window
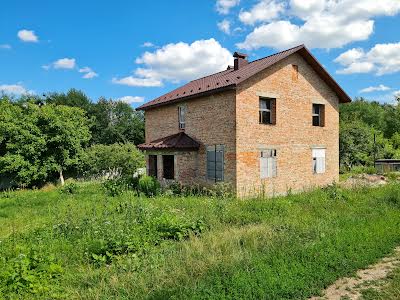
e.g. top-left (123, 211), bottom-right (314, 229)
top-left (148, 155), bottom-right (157, 178)
top-left (312, 104), bottom-right (325, 127)
top-left (178, 106), bottom-right (186, 130)
top-left (207, 145), bottom-right (224, 182)
top-left (312, 148), bottom-right (326, 174)
top-left (163, 155), bottom-right (175, 179)
top-left (259, 98), bottom-right (276, 125)
top-left (292, 64), bottom-right (298, 81)
top-left (260, 149), bottom-right (277, 178)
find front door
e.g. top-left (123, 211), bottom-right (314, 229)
top-left (163, 155), bottom-right (174, 180)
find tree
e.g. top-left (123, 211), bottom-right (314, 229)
top-left (0, 100), bottom-right (91, 187)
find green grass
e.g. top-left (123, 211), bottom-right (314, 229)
top-left (1, 182), bottom-right (400, 299)
top-left (360, 267), bottom-right (400, 299)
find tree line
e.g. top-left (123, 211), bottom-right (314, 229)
top-left (0, 89), bottom-right (144, 188)
top-left (340, 96), bottom-right (400, 170)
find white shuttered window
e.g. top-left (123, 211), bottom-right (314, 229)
top-left (312, 148), bottom-right (326, 174)
top-left (260, 149), bottom-right (277, 178)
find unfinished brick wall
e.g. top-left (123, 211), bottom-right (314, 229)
top-left (144, 90), bottom-right (237, 188)
top-left (235, 53), bottom-right (339, 197)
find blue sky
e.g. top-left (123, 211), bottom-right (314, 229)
top-left (1, 0), bottom-right (399, 107)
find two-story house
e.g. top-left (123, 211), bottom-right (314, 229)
top-left (137, 45), bottom-right (351, 197)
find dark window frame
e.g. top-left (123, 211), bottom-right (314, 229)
top-left (259, 97), bottom-right (276, 125)
top-left (148, 155), bottom-right (158, 178)
top-left (312, 103), bottom-right (325, 127)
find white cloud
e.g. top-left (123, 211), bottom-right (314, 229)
top-left (359, 84), bottom-right (391, 93)
top-left (335, 43), bottom-right (400, 75)
top-left (239, 0), bottom-right (285, 25)
top-left (79, 67), bottom-right (98, 79)
top-left (0, 44), bottom-right (11, 49)
top-left (113, 38), bottom-right (233, 87)
top-left (216, 0), bottom-right (240, 14)
top-left (118, 96), bottom-right (145, 104)
top-left (217, 19), bottom-right (231, 34)
top-left (142, 42), bottom-right (155, 47)
top-left (238, 0), bottom-right (400, 50)
top-left (112, 76), bottom-right (163, 87)
top-left (0, 84), bottom-right (33, 95)
top-left (53, 58), bottom-right (76, 69)
top-left (17, 29), bottom-right (38, 42)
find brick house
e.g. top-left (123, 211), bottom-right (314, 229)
top-left (137, 45), bottom-right (351, 197)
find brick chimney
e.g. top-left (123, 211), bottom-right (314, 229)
top-left (233, 52), bottom-right (248, 70)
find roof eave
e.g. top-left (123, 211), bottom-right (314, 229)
top-left (137, 84), bottom-right (237, 111)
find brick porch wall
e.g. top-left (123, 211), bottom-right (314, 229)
top-left (144, 90), bottom-right (237, 188)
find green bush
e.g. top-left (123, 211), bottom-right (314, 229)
top-left (102, 177), bottom-right (128, 197)
top-left (59, 181), bottom-right (78, 195)
top-left (81, 143), bottom-right (144, 178)
top-left (138, 175), bottom-right (160, 197)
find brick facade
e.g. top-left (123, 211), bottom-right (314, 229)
top-left (142, 52), bottom-right (340, 197)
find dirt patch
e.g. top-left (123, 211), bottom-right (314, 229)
top-left (310, 247), bottom-right (400, 300)
top-left (340, 174), bottom-right (388, 189)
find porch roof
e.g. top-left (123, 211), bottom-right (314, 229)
top-left (137, 132), bottom-right (200, 151)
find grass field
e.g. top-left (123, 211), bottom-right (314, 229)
top-left (1, 182), bottom-right (400, 299)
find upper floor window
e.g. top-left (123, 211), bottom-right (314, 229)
top-left (178, 105), bottom-right (186, 130)
top-left (260, 149), bottom-right (277, 178)
top-left (292, 64), bottom-right (298, 81)
top-left (259, 97), bottom-right (276, 125)
top-left (312, 104), bottom-right (325, 127)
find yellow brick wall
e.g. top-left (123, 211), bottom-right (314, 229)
top-left (144, 90), bottom-right (237, 187)
top-left (235, 53), bottom-right (339, 197)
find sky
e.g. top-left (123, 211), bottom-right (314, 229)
top-left (0, 0), bottom-right (399, 108)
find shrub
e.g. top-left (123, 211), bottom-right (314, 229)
top-left (102, 177), bottom-right (128, 197)
top-left (59, 181), bottom-right (78, 195)
top-left (138, 175), bottom-right (160, 197)
top-left (81, 143), bottom-right (145, 179)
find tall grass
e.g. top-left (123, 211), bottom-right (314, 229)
top-left (1, 182), bottom-right (400, 299)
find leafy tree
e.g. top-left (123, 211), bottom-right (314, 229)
top-left (0, 100), bottom-right (91, 187)
top-left (81, 143), bottom-right (144, 178)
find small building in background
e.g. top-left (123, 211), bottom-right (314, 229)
top-left (375, 159), bottom-right (400, 174)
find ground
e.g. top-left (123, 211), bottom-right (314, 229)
top-left (1, 181), bottom-right (400, 299)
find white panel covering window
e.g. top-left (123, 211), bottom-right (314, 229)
top-left (312, 148), bottom-right (326, 174)
top-left (178, 106), bottom-right (186, 130)
top-left (207, 145), bottom-right (224, 182)
top-left (260, 149), bottom-right (277, 178)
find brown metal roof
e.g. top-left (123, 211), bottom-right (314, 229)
top-left (137, 132), bottom-right (200, 151)
top-left (137, 44), bottom-right (351, 111)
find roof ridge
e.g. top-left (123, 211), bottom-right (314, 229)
top-left (247, 44), bottom-right (304, 65)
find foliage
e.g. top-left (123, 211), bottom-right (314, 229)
top-left (102, 177), bottom-right (129, 197)
top-left (59, 181), bottom-right (78, 195)
top-left (44, 91), bottom-right (145, 145)
top-left (81, 143), bottom-right (144, 178)
top-left (340, 98), bottom-right (400, 170)
top-left (1, 182), bottom-right (400, 299)
top-left (138, 175), bottom-right (160, 197)
top-left (0, 99), bottom-right (91, 188)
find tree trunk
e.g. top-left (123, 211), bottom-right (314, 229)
top-left (59, 170), bottom-right (65, 186)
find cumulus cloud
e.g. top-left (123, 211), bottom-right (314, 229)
top-left (117, 96), bottom-right (145, 104)
top-left (359, 84), bottom-right (391, 93)
top-left (112, 38), bottom-right (233, 87)
top-left (0, 84), bottom-right (33, 95)
top-left (17, 29), bottom-right (39, 42)
top-left (79, 67), bottom-right (98, 79)
top-left (335, 42), bottom-right (400, 75)
top-left (0, 44), bottom-right (11, 49)
top-left (53, 58), bottom-right (76, 69)
top-left (237, 0), bottom-right (400, 50)
top-left (239, 0), bottom-right (285, 25)
top-left (216, 0), bottom-right (240, 14)
top-left (217, 19), bottom-right (231, 34)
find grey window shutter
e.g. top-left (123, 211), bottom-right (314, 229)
top-left (215, 145), bottom-right (224, 181)
top-left (207, 146), bottom-right (216, 180)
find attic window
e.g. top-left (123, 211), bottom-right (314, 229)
top-left (216, 82), bottom-right (219, 85)
top-left (198, 87), bottom-right (201, 90)
top-left (259, 97), bottom-right (276, 125)
top-left (312, 104), bottom-right (325, 127)
top-left (292, 64), bottom-right (299, 81)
